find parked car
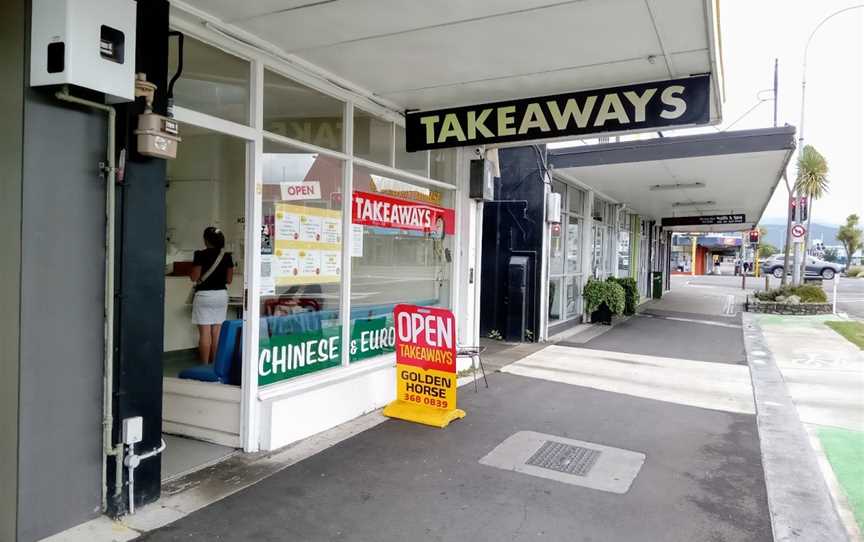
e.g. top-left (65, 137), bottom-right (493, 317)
top-left (760, 254), bottom-right (844, 279)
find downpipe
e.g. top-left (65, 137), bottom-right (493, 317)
top-left (124, 439), bottom-right (166, 515)
top-left (54, 87), bottom-right (124, 512)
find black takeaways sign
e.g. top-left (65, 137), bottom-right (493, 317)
top-left (405, 75), bottom-right (710, 152)
top-left (661, 214), bottom-right (745, 227)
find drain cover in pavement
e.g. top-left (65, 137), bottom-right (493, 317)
top-left (525, 441), bottom-right (600, 476)
top-left (479, 431), bottom-right (645, 494)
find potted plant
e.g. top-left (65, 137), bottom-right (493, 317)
top-left (607, 276), bottom-right (638, 315)
top-left (583, 279), bottom-right (625, 325)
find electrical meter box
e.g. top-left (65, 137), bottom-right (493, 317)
top-left (30, 0), bottom-right (137, 102)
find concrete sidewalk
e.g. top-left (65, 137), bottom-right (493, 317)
top-left (134, 282), bottom-right (777, 542)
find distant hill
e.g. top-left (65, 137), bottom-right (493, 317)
top-left (759, 222), bottom-right (840, 249)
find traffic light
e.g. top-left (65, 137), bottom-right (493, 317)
top-left (748, 229), bottom-right (760, 244)
top-left (790, 197), bottom-right (808, 221)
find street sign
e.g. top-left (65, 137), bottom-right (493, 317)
top-left (791, 224), bottom-right (806, 243)
top-left (661, 214), bottom-right (745, 227)
top-left (383, 304), bottom-right (465, 428)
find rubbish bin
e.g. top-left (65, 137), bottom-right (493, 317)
top-left (651, 271), bottom-right (663, 299)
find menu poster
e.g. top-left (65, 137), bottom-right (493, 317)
top-left (322, 217), bottom-right (341, 244)
top-left (300, 214), bottom-right (323, 242)
top-left (321, 250), bottom-right (340, 276)
top-left (273, 203), bottom-right (342, 285)
top-left (275, 210), bottom-right (301, 240)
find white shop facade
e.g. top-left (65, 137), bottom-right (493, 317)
top-left (160, 12), bottom-right (484, 455)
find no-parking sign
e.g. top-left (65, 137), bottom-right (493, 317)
top-left (382, 304), bottom-right (466, 428)
top-left (792, 224), bottom-right (806, 243)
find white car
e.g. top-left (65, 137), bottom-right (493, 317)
top-left (760, 254), bottom-right (844, 279)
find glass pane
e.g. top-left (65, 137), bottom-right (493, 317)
top-left (263, 69), bottom-right (344, 151)
top-left (163, 124), bottom-right (246, 379)
top-left (569, 187), bottom-right (585, 214)
top-left (395, 125), bottom-right (428, 177)
top-left (257, 140), bottom-right (345, 386)
top-left (354, 109), bottom-right (393, 165)
top-left (551, 179), bottom-right (567, 195)
top-left (430, 148), bottom-right (458, 183)
top-left (168, 36), bottom-right (249, 125)
top-left (566, 216), bottom-right (581, 274)
top-left (565, 276), bottom-right (582, 318)
top-left (549, 222), bottom-right (564, 275)
top-left (350, 166), bottom-right (454, 362)
top-left (618, 230), bottom-right (631, 275)
top-left (548, 277), bottom-right (563, 322)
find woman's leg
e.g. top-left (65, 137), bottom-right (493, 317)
top-left (198, 325), bottom-right (212, 363)
top-left (210, 323), bottom-right (222, 363)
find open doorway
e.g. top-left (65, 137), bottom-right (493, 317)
top-left (161, 123), bottom-right (246, 481)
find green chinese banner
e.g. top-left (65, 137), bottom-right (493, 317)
top-left (258, 316), bottom-right (396, 386)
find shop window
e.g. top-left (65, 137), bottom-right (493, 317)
top-left (257, 140), bottom-right (345, 386)
top-left (566, 216), bottom-right (581, 274)
top-left (395, 125), bottom-right (429, 178)
top-left (549, 222), bottom-right (564, 275)
top-left (548, 277), bottom-right (563, 322)
top-left (618, 230), bottom-right (631, 276)
top-left (263, 69), bottom-right (345, 151)
top-left (354, 108), bottom-right (393, 165)
top-left (350, 165), bottom-right (454, 362)
top-left (430, 148), bottom-right (458, 183)
top-left (569, 188), bottom-right (585, 215)
top-left (564, 275), bottom-right (582, 318)
top-left (168, 35), bottom-right (250, 125)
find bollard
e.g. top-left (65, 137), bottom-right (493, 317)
top-left (833, 276), bottom-right (838, 314)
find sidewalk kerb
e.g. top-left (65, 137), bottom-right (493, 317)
top-left (742, 312), bottom-right (850, 542)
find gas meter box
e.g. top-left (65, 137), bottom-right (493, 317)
top-left (136, 113), bottom-right (181, 159)
top-left (30, 0), bottom-right (137, 102)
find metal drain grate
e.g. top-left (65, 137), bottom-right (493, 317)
top-left (525, 441), bottom-right (600, 476)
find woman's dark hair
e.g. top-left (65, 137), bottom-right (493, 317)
top-left (203, 226), bottom-right (225, 249)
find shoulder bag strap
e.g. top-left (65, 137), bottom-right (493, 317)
top-left (197, 250), bottom-right (226, 286)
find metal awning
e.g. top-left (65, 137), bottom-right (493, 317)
top-left (548, 126), bottom-right (796, 232)
top-left (171, 0), bottom-right (723, 124)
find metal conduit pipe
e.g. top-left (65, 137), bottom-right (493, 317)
top-left (54, 86), bottom-right (123, 511)
top-left (125, 439), bottom-right (166, 515)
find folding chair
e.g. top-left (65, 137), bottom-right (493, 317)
top-left (456, 345), bottom-right (488, 392)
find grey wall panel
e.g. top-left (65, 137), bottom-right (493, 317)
top-left (18, 88), bottom-right (106, 541)
top-left (0, 0), bottom-right (25, 539)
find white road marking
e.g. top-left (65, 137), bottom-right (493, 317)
top-left (643, 314), bottom-right (741, 329)
top-left (503, 345), bottom-right (755, 414)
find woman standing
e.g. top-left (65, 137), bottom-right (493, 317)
top-left (190, 227), bottom-right (234, 363)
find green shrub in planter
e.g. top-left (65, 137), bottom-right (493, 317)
top-left (584, 279), bottom-right (626, 316)
top-left (754, 284), bottom-right (828, 303)
top-left (607, 276), bottom-right (638, 315)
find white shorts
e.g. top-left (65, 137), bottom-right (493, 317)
top-left (192, 289), bottom-right (229, 325)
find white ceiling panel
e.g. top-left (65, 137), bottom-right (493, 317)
top-left (378, 58), bottom-right (669, 111)
top-left (299, 2), bottom-right (662, 95)
top-left (644, 0), bottom-right (709, 53)
top-left (238, 0), bottom-right (576, 53)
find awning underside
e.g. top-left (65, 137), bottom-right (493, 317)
top-left (549, 127), bottom-right (796, 232)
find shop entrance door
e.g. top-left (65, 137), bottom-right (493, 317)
top-left (160, 123), bottom-right (248, 481)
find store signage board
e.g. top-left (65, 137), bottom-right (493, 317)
top-left (405, 75), bottom-right (710, 151)
top-left (383, 304), bottom-right (465, 428)
top-left (661, 214), bottom-right (745, 227)
top-left (352, 191), bottom-right (455, 236)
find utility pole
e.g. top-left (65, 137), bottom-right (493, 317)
top-left (773, 58), bottom-right (778, 128)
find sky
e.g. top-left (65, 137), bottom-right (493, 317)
top-left (713, 0), bottom-right (864, 226)
top-left (547, 1), bottom-right (864, 227)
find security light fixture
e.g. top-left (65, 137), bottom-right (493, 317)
top-left (649, 182), bottom-right (706, 191)
top-left (672, 200), bottom-right (715, 208)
